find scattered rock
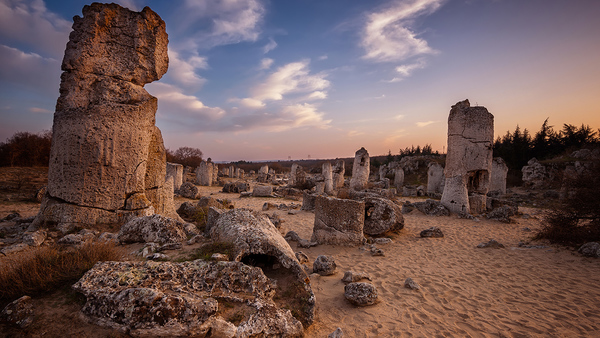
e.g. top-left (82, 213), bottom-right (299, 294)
top-left (313, 255), bottom-right (337, 276)
top-left (578, 242), bottom-right (600, 258)
top-left (344, 282), bottom-right (378, 306)
top-left (0, 295), bottom-right (34, 329)
top-left (404, 277), bottom-right (421, 290)
top-left (329, 327), bottom-right (344, 338)
top-left (57, 233), bottom-right (85, 246)
top-left (311, 196), bottom-right (365, 246)
top-left (284, 231), bottom-right (301, 242)
top-left (0, 243), bottom-right (29, 255)
top-left (118, 214), bottom-right (187, 245)
top-left (252, 185), bottom-right (274, 197)
top-left (477, 239), bottom-right (505, 249)
top-left (179, 182), bottom-right (201, 199)
top-left (420, 227), bottom-right (444, 238)
top-left (341, 271), bottom-right (372, 283)
top-left (22, 229), bottom-right (47, 247)
top-left (411, 199), bottom-right (450, 216)
top-left (486, 205), bottom-right (517, 223)
top-left (186, 234), bottom-right (205, 245)
top-left (370, 247), bottom-right (385, 256)
top-left (295, 251), bottom-right (309, 264)
top-left (374, 237), bottom-right (393, 245)
top-left (211, 253), bottom-right (229, 261)
top-left (363, 197), bottom-right (404, 236)
top-left (222, 181), bottom-right (250, 193)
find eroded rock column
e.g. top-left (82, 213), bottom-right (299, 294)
top-left (333, 160), bottom-right (345, 189)
top-left (440, 100), bottom-right (494, 214)
top-left (350, 147), bottom-right (370, 191)
top-left (34, 3), bottom-right (174, 227)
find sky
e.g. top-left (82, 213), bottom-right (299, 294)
top-left (1, 0), bottom-right (599, 162)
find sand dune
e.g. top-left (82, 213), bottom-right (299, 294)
top-left (199, 186), bottom-right (600, 337)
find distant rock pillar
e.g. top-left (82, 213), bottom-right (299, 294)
top-left (427, 162), bottom-right (445, 195)
top-left (34, 3), bottom-right (175, 227)
top-left (332, 160), bottom-right (345, 189)
top-left (196, 160), bottom-right (213, 186)
top-left (440, 100), bottom-right (494, 214)
top-left (393, 168), bottom-right (405, 190)
top-left (350, 147), bottom-right (370, 190)
top-left (166, 162), bottom-right (183, 191)
top-left (490, 157), bottom-right (508, 195)
top-left (322, 162), bottom-right (334, 195)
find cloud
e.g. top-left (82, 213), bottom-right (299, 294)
top-left (318, 54), bottom-right (328, 61)
top-left (259, 58), bottom-right (274, 70)
top-left (393, 114), bottom-right (405, 120)
top-left (306, 91), bottom-right (328, 100)
top-left (250, 60), bottom-right (330, 102)
top-left (111, 0), bottom-right (142, 11)
top-left (0, 44), bottom-right (60, 95)
top-left (146, 82), bottom-right (225, 121)
top-left (263, 38), bottom-right (277, 54)
top-left (416, 120), bottom-right (439, 127)
top-left (237, 97), bottom-right (266, 108)
top-left (29, 107), bottom-right (52, 114)
top-left (347, 130), bottom-right (365, 137)
top-left (179, 0), bottom-right (266, 49)
top-left (0, 0), bottom-right (71, 58)
top-left (163, 50), bottom-right (208, 89)
top-left (361, 0), bottom-right (444, 63)
top-left (384, 129), bottom-right (407, 144)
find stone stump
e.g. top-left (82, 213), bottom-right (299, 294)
top-left (311, 196), bottom-right (365, 246)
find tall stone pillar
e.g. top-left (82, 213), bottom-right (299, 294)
top-left (322, 162), bottom-right (334, 195)
top-left (332, 160), bottom-right (345, 189)
top-left (440, 100), bottom-right (494, 214)
top-left (350, 147), bottom-right (370, 191)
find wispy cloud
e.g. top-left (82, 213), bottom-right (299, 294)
top-left (318, 54), bottom-right (328, 61)
top-left (179, 0), bottom-right (266, 49)
top-left (361, 0), bottom-right (444, 63)
top-left (0, 44), bottom-right (60, 95)
top-left (393, 114), bottom-right (405, 120)
top-left (416, 120), bottom-right (439, 127)
top-left (263, 38), bottom-right (277, 54)
top-left (384, 129), bottom-right (408, 144)
top-left (163, 50), bottom-right (208, 89)
top-left (259, 58), bottom-right (274, 70)
top-left (147, 82), bottom-right (225, 121)
top-left (29, 107), bottom-right (53, 114)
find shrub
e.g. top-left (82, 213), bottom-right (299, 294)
top-left (535, 160), bottom-right (600, 244)
top-left (0, 241), bottom-right (125, 302)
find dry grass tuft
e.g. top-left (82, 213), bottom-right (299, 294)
top-left (0, 241), bottom-right (125, 302)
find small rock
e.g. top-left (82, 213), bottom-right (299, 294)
top-left (0, 295), bottom-right (34, 328)
top-left (211, 253), bottom-right (229, 261)
top-left (186, 234), bottom-right (205, 245)
top-left (22, 230), bottom-right (47, 247)
top-left (370, 248), bottom-right (385, 256)
top-left (522, 227), bottom-right (532, 232)
top-left (284, 231), bottom-right (301, 242)
top-left (179, 182), bottom-right (200, 199)
top-left (344, 282), bottom-right (378, 306)
top-left (578, 242), bottom-right (600, 258)
top-left (329, 327), bottom-right (344, 338)
top-left (313, 255), bottom-right (336, 276)
top-left (297, 238), bottom-right (318, 248)
top-left (57, 234), bottom-right (84, 246)
top-left (420, 227), bottom-right (444, 238)
top-left (147, 253), bottom-right (168, 260)
top-left (341, 271), bottom-right (371, 283)
top-left (288, 210), bottom-right (299, 215)
top-left (374, 238), bottom-right (392, 245)
top-left (158, 242), bottom-right (183, 251)
top-left (404, 277), bottom-right (420, 290)
top-left (183, 223), bottom-right (200, 237)
top-left (0, 243), bottom-right (29, 255)
top-left (98, 232), bottom-right (119, 244)
top-left (295, 251), bottom-right (309, 264)
top-left (477, 239), bottom-right (505, 249)
top-left (1, 212), bottom-right (20, 222)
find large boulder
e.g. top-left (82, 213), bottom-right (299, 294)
top-left (363, 197), bottom-right (404, 236)
top-left (33, 3), bottom-right (174, 228)
top-left (118, 214), bottom-right (186, 245)
top-left (209, 208), bottom-right (315, 325)
top-left (178, 182), bottom-right (200, 199)
top-left (311, 196), bottom-right (365, 246)
top-left (73, 260), bottom-right (304, 337)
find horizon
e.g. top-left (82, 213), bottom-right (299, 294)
top-left (1, 0), bottom-right (599, 162)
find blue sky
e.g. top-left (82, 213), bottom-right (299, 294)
top-left (1, 0), bottom-right (599, 161)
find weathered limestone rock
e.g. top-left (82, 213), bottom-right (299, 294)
top-left (486, 205), bottom-right (517, 223)
top-left (313, 255), bottom-right (337, 276)
top-left (252, 185), bottom-right (274, 197)
top-left (490, 157), bottom-right (508, 195)
top-left (420, 226), bottom-right (444, 238)
top-left (179, 181), bottom-right (200, 199)
top-left (344, 282), bottom-right (378, 306)
top-left (1, 295), bottom-right (34, 329)
top-left (209, 208), bottom-right (315, 325)
top-left (522, 158), bottom-right (547, 188)
top-left (166, 162), bottom-right (183, 191)
top-left (311, 196), bottom-right (365, 246)
top-left (73, 260), bottom-right (304, 337)
top-left (222, 181), bottom-right (250, 193)
top-left (118, 214), bottom-right (187, 245)
top-left (477, 239), bottom-right (505, 249)
top-left (411, 199), bottom-right (450, 216)
top-left (301, 192), bottom-right (317, 211)
top-left (22, 229), bottom-right (47, 247)
top-left (34, 3), bottom-right (174, 228)
top-left (578, 242), bottom-right (600, 258)
top-left (342, 271), bottom-right (372, 283)
top-left (441, 100), bottom-right (494, 214)
top-left (257, 165), bottom-right (269, 183)
top-left (404, 277), bottom-right (421, 290)
top-left (350, 148), bottom-right (370, 191)
top-left (363, 197), bottom-right (404, 236)
top-left (393, 167), bottom-right (405, 189)
top-left (322, 162), bottom-right (334, 195)
top-left (332, 160), bottom-right (345, 189)
top-left (329, 328), bottom-right (344, 338)
top-left (196, 160), bottom-right (213, 186)
top-left (427, 162), bottom-right (445, 195)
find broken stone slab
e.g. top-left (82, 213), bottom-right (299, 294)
top-left (344, 282), bottom-right (378, 307)
top-left (311, 196), bottom-right (365, 246)
top-left (420, 227), bottom-right (444, 238)
top-left (363, 197), bottom-right (404, 236)
top-left (118, 214), bottom-right (187, 245)
top-left (341, 271), bottom-right (372, 283)
top-left (313, 255), bottom-right (337, 276)
top-left (208, 208), bottom-right (315, 325)
top-left (72, 260), bottom-right (304, 337)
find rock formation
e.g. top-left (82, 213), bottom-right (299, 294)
top-left (350, 147), bottom-right (370, 190)
top-left (363, 197), bottom-right (404, 236)
top-left (332, 160), bottom-right (345, 189)
top-left (440, 100), bottom-right (494, 214)
top-left (322, 161), bottom-right (334, 195)
top-left (166, 162), bottom-right (183, 191)
top-left (311, 195), bottom-right (365, 245)
top-left (394, 167), bottom-right (404, 189)
top-left (34, 3), bottom-right (175, 228)
top-left (426, 162), bottom-right (445, 195)
top-left (195, 160), bottom-right (213, 186)
top-left (490, 157), bottom-right (508, 195)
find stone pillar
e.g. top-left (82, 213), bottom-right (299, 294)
top-left (196, 160), bottom-right (213, 186)
top-left (332, 160), bottom-right (345, 189)
top-left (379, 164), bottom-right (387, 181)
top-left (229, 165), bottom-right (235, 178)
top-left (34, 3), bottom-right (175, 227)
top-left (350, 147), bottom-right (370, 191)
top-left (426, 162), bottom-right (445, 195)
top-left (393, 168), bottom-right (404, 190)
top-left (257, 165), bottom-right (269, 183)
top-left (235, 167), bottom-right (241, 179)
top-left (212, 163), bottom-right (219, 184)
top-left (440, 100), bottom-right (494, 214)
top-left (490, 157), bottom-right (508, 195)
top-left (322, 162), bottom-right (334, 195)
top-left (166, 162), bottom-right (183, 191)
top-left (290, 164), bottom-right (299, 186)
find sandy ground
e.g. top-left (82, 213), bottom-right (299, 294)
top-left (198, 185), bottom-right (600, 338)
top-left (2, 181), bottom-right (599, 337)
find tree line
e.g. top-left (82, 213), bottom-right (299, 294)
top-left (493, 119), bottom-right (600, 170)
